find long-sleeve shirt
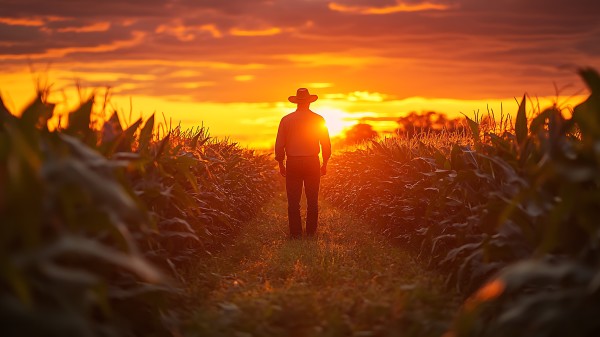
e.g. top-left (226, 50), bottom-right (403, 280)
top-left (274, 109), bottom-right (332, 162)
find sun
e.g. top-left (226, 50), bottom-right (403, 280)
top-left (318, 106), bottom-right (356, 137)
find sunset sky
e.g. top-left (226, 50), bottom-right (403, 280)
top-left (1, 0), bottom-right (599, 148)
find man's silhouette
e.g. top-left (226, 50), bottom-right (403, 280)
top-left (275, 88), bottom-right (331, 239)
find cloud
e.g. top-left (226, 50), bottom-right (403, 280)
top-left (325, 91), bottom-right (392, 102)
top-left (306, 82), bottom-right (333, 88)
top-left (0, 0), bottom-right (596, 151)
top-left (0, 0), bottom-right (171, 18)
top-left (277, 53), bottom-right (387, 67)
top-left (174, 82), bottom-right (215, 89)
top-left (56, 22), bottom-right (111, 33)
top-left (169, 70), bottom-right (203, 78)
top-left (329, 1), bottom-right (452, 14)
top-left (155, 21), bottom-right (222, 41)
top-left (0, 31), bottom-right (146, 60)
top-left (199, 24), bottom-right (223, 38)
top-left (235, 75), bottom-right (254, 81)
top-left (59, 71), bottom-right (156, 82)
top-left (230, 27), bottom-right (282, 37)
top-left (0, 16), bottom-right (44, 26)
top-left (0, 0), bottom-right (598, 105)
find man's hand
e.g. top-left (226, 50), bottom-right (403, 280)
top-left (320, 164), bottom-right (327, 176)
top-left (279, 163), bottom-right (286, 177)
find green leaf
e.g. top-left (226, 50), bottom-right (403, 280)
top-left (67, 98), bottom-right (94, 136)
top-left (2, 121), bottom-right (42, 170)
top-left (488, 133), bottom-right (513, 157)
top-left (433, 147), bottom-right (448, 168)
top-left (572, 68), bottom-right (600, 139)
top-left (463, 115), bottom-right (480, 143)
top-left (529, 108), bottom-right (550, 134)
top-left (0, 261), bottom-right (32, 305)
top-left (579, 67), bottom-right (600, 93)
top-left (0, 95), bottom-right (15, 124)
top-left (60, 133), bottom-right (108, 166)
top-left (39, 262), bottom-right (99, 286)
top-left (40, 236), bottom-right (165, 283)
top-left (41, 156), bottom-right (144, 225)
top-left (155, 132), bottom-right (171, 161)
top-left (101, 111), bottom-right (123, 144)
top-left (20, 95), bottom-right (54, 130)
top-left (138, 114), bottom-right (154, 154)
top-left (116, 118), bottom-right (142, 153)
top-left (515, 94), bottom-right (527, 145)
top-left (190, 129), bottom-right (209, 149)
top-left (450, 144), bottom-right (465, 170)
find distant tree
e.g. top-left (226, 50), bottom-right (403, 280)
top-left (342, 123), bottom-right (378, 145)
top-left (396, 111), bottom-right (464, 136)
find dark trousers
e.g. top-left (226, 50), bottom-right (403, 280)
top-left (285, 156), bottom-right (320, 237)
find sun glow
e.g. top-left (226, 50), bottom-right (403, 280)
top-left (319, 107), bottom-right (356, 137)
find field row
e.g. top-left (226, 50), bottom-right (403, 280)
top-left (0, 94), bottom-right (277, 336)
top-left (322, 68), bottom-right (600, 337)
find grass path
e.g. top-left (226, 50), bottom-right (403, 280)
top-left (184, 193), bottom-right (458, 337)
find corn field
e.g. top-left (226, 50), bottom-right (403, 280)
top-left (322, 68), bottom-right (600, 337)
top-left (0, 93), bottom-right (277, 336)
top-left (4, 68), bottom-right (600, 337)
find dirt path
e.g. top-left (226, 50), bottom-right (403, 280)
top-left (184, 194), bottom-right (457, 337)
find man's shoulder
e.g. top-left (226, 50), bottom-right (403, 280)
top-left (281, 110), bottom-right (324, 122)
top-left (313, 113), bottom-right (327, 125)
top-left (309, 110), bottom-right (325, 120)
top-left (280, 113), bottom-right (294, 122)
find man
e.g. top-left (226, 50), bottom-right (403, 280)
top-left (275, 88), bottom-right (332, 239)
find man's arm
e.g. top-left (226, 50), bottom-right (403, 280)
top-left (320, 118), bottom-right (332, 176)
top-left (277, 160), bottom-right (286, 177)
top-left (275, 118), bottom-right (287, 177)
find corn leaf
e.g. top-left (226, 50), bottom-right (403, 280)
top-left (572, 68), bottom-right (600, 139)
top-left (67, 98), bottom-right (93, 136)
top-left (20, 95), bottom-right (54, 130)
top-left (463, 115), bottom-right (480, 144)
top-left (40, 236), bottom-right (164, 283)
top-left (515, 94), bottom-right (527, 145)
top-left (138, 114), bottom-right (154, 154)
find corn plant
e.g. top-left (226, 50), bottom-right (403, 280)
top-left (324, 68), bottom-right (600, 336)
top-left (448, 69), bottom-right (600, 336)
top-left (0, 95), bottom-right (176, 336)
top-left (0, 87), bottom-right (277, 336)
top-left (323, 132), bottom-right (523, 293)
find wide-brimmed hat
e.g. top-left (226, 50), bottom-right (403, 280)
top-left (288, 88), bottom-right (318, 104)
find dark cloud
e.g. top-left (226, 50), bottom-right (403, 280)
top-left (460, 0), bottom-right (600, 15)
top-left (0, 0), bottom-right (171, 18)
top-left (0, 0), bottom-right (599, 101)
top-left (175, 0), bottom-right (274, 15)
top-left (0, 24), bottom-right (43, 43)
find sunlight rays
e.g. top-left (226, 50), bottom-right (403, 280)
top-left (318, 106), bottom-right (357, 137)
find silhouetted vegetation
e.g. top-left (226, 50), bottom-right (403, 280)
top-left (323, 68), bottom-right (600, 337)
top-left (0, 92), bottom-right (276, 335)
top-left (4, 68), bottom-right (600, 336)
top-left (339, 123), bottom-right (378, 146)
top-left (396, 111), bottom-right (466, 136)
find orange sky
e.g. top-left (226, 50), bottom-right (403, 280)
top-left (1, 0), bottom-right (598, 148)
